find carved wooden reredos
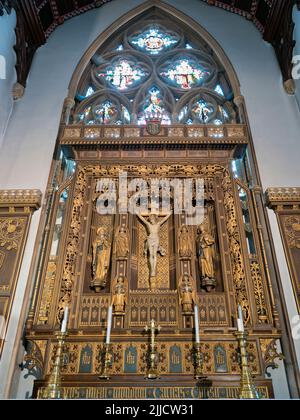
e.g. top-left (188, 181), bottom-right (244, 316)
top-left (23, 2), bottom-right (287, 399)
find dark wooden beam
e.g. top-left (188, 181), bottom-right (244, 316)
top-left (12, 0), bottom-right (46, 91)
top-left (263, 0), bottom-right (297, 90)
top-left (0, 0), bottom-right (13, 16)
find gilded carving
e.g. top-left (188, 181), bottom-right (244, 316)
top-left (251, 261), bottom-right (269, 324)
top-left (114, 226), bottom-right (129, 259)
top-left (44, 339), bottom-right (259, 376)
top-left (79, 295), bottom-right (111, 326)
top-left (198, 294), bottom-right (228, 325)
top-left (111, 275), bottom-right (128, 314)
top-left (178, 274), bottom-right (196, 314)
top-left (0, 250), bottom-right (5, 270)
top-left (38, 385), bottom-right (269, 400)
top-left (57, 164), bottom-right (252, 336)
top-left (129, 291), bottom-right (177, 327)
top-left (23, 340), bottom-right (46, 379)
top-left (260, 339), bottom-right (284, 376)
top-left (221, 171), bottom-right (250, 325)
top-left (58, 168), bottom-right (85, 321)
top-left (0, 217), bottom-right (26, 251)
top-left (196, 222), bottom-right (216, 292)
top-left (178, 225), bottom-right (193, 259)
top-left (91, 227), bottom-right (112, 291)
top-left (37, 260), bottom-right (57, 325)
top-left (266, 187), bottom-right (300, 313)
top-left (284, 216), bottom-right (300, 249)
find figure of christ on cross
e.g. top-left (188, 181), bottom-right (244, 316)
top-left (137, 212), bottom-right (171, 290)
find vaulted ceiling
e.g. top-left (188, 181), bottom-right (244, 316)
top-left (1, 0), bottom-right (299, 94)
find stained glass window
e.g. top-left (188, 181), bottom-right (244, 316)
top-left (191, 99), bottom-right (214, 122)
top-left (215, 84), bottom-right (224, 96)
top-left (78, 101), bottom-right (130, 125)
top-left (160, 59), bottom-right (209, 89)
top-left (138, 88), bottom-right (171, 125)
top-left (75, 18), bottom-right (235, 126)
top-left (130, 27), bottom-right (179, 54)
top-left (178, 97), bottom-right (231, 125)
top-left (85, 86), bottom-right (95, 97)
top-left (94, 101), bottom-right (118, 124)
top-left (79, 106), bottom-right (94, 124)
top-left (98, 59), bottom-right (148, 90)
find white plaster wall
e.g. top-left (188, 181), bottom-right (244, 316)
top-left (0, 10), bottom-right (16, 148)
top-left (0, 0), bottom-right (299, 399)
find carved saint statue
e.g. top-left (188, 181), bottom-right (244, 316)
top-left (91, 227), bottom-right (111, 292)
top-left (178, 225), bottom-right (193, 258)
top-left (137, 212), bottom-right (171, 290)
top-left (112, 275), bottom-right (127, 314)
top-left (114, 226), bottom-right (129, 259)
top-left (179, 274), bottom-right (196, 314)
top-left (196, 223), bottom-right (216, 292)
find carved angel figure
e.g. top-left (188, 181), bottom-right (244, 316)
top-left (111, 275), bottom-right (128, 314)
top-left (179, 274), bottom-right (196, 313)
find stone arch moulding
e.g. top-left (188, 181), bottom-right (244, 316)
top-left (67, 0), bottom-right (241, 103)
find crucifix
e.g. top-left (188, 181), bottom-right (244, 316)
top-left (144, 319), bottom-right (161, 379)
top-left (137, 211), bottom-right (171, 290)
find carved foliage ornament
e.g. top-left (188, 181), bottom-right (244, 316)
top-left (284, 216), bottom-right (300, 249)
top-left (0, 218), bottom-right (26, 251)
top-left (260, 339), bottom-right (284, 377)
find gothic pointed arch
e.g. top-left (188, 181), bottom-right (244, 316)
top-left (65, 0), bottom-right (241, 126)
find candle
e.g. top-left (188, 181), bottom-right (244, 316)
top-left (0, 315), bottom-right (4, 339)
top-left (106, 305), bottom-right (113, 344)
top-left (194, 304), bottom-right (200, 344)
top-left (61, 306), bottom-right (69, 333)
top-left (237, 304), bottom-right (244, 332)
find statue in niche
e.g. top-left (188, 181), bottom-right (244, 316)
top-left (112, 275), bottom-right (128, 314)
top-left (91, 227), bottom-right (111, 292)
top-left (178, 225), bottom-right (193, 258)
top-left (114, 226), bottom-right (129, 259)
top-left (196, 222), bottom-right (216, 292)
top-left (179, 274), bottom-right (196, 314)
top-left (137, 212), bottom-right (171, 290)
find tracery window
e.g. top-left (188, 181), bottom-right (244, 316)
top-left (74, 21), bottom-right (236, 126)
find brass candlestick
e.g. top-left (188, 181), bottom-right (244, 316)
top-left (194, 342), bottom-right (212, 394)
top-left (144, 319), bottom-right (161, 380)
top-left (99, 343), bottom-right (112, 380)
top-left (43, 331), bottom-right (67, 399)
top-left (235, 331), bottom-right (260, 399)
top-left (194, 342), bottom-right (204, 379)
